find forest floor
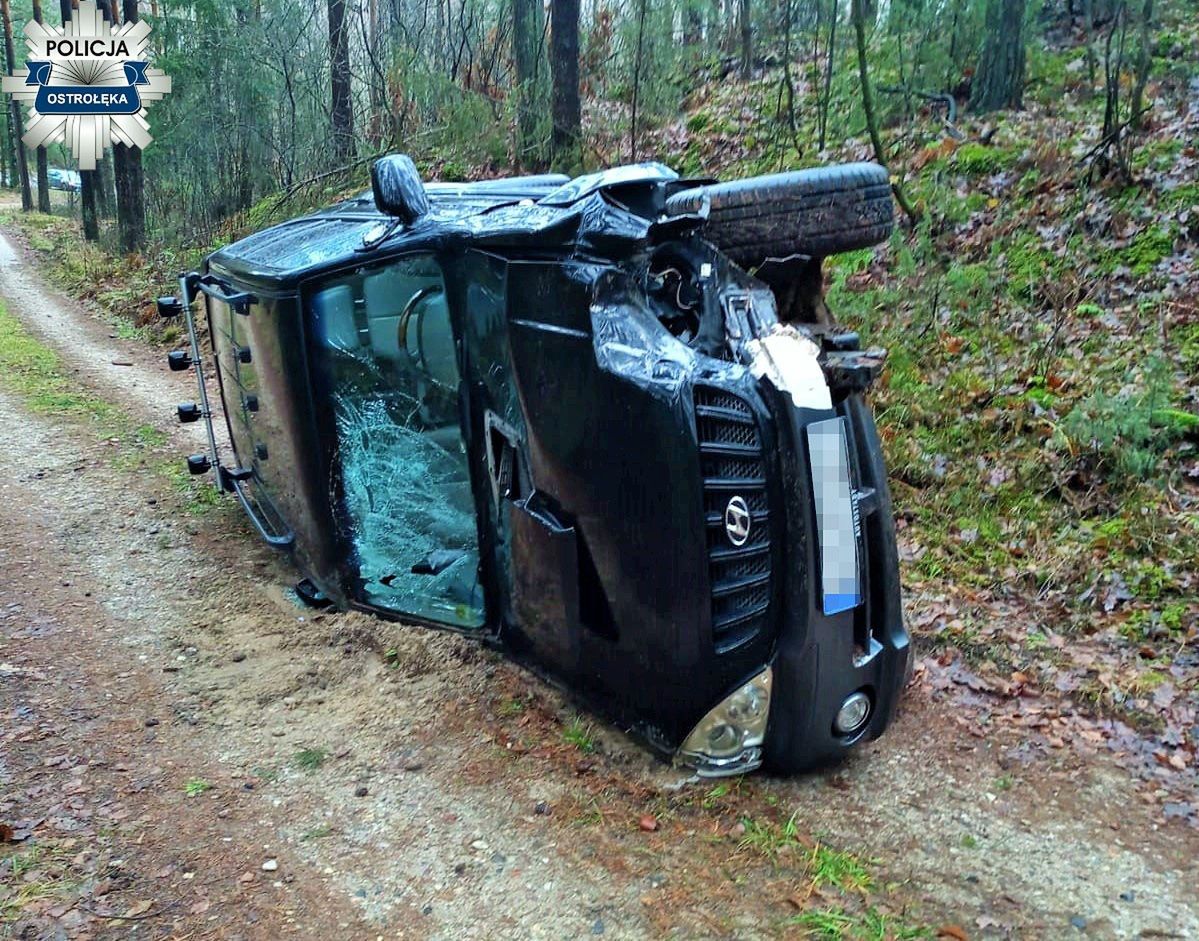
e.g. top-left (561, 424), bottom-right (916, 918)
top-left (0, 171), bottom-right (1196, 941)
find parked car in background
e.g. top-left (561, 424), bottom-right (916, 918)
top-left (47, 168), bottom-right (81, 193)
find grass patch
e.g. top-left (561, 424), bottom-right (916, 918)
top-left (787, 907), bottom-right (930, 940)
top-left (740, 813), bottom-right (802, 862)
top-left (184, 778), bottom-right (211, 797)
top-left (810, 844), bottom-right (873, 892)
top-left (293, 747), bottom-right (330, 772)
top-left (497, 696), bottom-right (527, 717)
top-left (0, 842), bottom-right (81, 924)
top-left (740, 813), bottom-right (874, 892)
top-left (0, 299), bottom-right (223, 517)
top-left (562, 716), bottom-right (596, 753)
top-left (571, 798), bottom-right (605, 827)
top-left (0, 301), bottom-right (121, 425)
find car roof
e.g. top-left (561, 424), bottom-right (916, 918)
top-left (206, 164), bottom-right (678, 291)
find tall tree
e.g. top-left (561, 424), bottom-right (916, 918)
top-left (1, 0), bottom-right (32, 211)
top-left (851, 0), bottom-right (918, 222)
top-left (512, 0), bottom-right (545, 168)
top-left (69, 0), bottom-right (99, 240)
top-left (1129, 0), bottom-right (1153, 129)
top-left (113, 0), bottom-right (145, 251)
top-left (549, 0), bottom-right (580, 167)
top-left (30, 0), bottom-right (49, 212)
top-left (328, 0), bottom-right (354, 161)
top-left (1, 95), bottom-right (14, 189)
top-left (817, 0), bottom-right (838, 151)
top-left (629, 0), bottom-right (647, 159)
top-left (683, 0), bottom-right (702, 48)
top-left (739, 0), bottom-right (751, 77)
top-left (970, 0), bottom-right (1027, 112)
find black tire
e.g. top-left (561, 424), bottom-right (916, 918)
top-left (663, 162), bottom-right (894, 268)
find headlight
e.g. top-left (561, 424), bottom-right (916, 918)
top-left (677, 668), bottom-right (772, 776)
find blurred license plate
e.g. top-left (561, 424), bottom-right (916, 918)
top-left (806, 418), bottom-right (862, 615)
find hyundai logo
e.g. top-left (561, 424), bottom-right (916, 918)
top-left (724, 495), bottom-right (752, 547)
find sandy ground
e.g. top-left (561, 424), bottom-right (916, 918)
top-left (0, 223), bottom-right (1196, 939)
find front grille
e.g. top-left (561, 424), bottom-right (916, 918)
top-left (695, 386), bottom-right (772, 653)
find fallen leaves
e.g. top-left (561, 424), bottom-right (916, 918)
top-left (918, 642), bottom-right (1198, 824)
top-left (123, 899), bottom-right (154, 918)
top-left (0, 819), bottom-right (39, 842)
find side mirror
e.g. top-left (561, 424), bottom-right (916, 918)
top-left (371, 154), bottom-right (429, 224)
top-left (157, 295), bottom-right (185, 319)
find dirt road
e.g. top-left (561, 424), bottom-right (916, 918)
top-left (1, 224), bottom-right (1196, 940)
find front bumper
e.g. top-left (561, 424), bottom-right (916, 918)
top-left (763, 389), bottom-right (909, 772)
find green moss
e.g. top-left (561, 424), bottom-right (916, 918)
top-left (954, 141), bottom-right (1015, 176)
top-left (1116, 226), bottom-right (1175, 276)
top-left (1132, 137), bottom-right (1184, 173)
top-left (1178, 323), bottom-right (1199, 370)
top-left (1001, 231), bottom-right (1070, 299)
top-left (1161, 182), bottom-right (1199, 211)
top-left (826, 247), bottom-right (874, 279)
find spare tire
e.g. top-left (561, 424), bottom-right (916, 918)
top-left (663, 162), bottom-right (894, 268)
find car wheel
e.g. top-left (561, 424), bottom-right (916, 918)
top-left (663, 162), bottom-right (894, 268)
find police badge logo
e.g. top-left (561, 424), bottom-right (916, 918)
top-left (1, 0), bottom-right (171, 170)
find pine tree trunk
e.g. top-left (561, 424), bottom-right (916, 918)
top-left (1, 0), bottom-right (32, 211)
top-left (684, 3), bottom-right (702, 47)
top-left (30, 0), bottom-right (49, 212)
top-left (96, 155), bottom-right (113, 217)
top-left (512, 0), bottom-right (545, 168)
top-left (970, 0), bottom-right (1027, 112)
top-left (2, 105), bottom-right (14, 189)
top-left (1129, 0), bottom-right (1153, 128)
top-left (57, 0), bottom-right (96, 238)
top-left (328, 0), bottom-right (354, 161)
top-left (92, 0), bottom-right (115, 221)
top-left (112, 0), bottom-right (145, 250)
top-left (817, 0), bottom-right (837, 151)
top-left (549, 0), bottom-right (580, 168)
top-left (80, 172), bottom-right (99, 239)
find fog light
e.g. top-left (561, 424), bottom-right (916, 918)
top-left (834, 691), bottom-right (871, 736)
top-left (677, 668), bottom-right (772, 777)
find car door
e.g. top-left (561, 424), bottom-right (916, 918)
top-left (303, 252), bottom-right (485, 629)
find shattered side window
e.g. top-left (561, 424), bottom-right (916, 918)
top-left (307, 254), bottom-right (484, 628)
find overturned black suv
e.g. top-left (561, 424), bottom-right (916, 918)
top-left (161, 155), bottom-right (909, 776)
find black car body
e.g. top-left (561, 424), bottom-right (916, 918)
top-left (163, 157), bottom-right (910, 775)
